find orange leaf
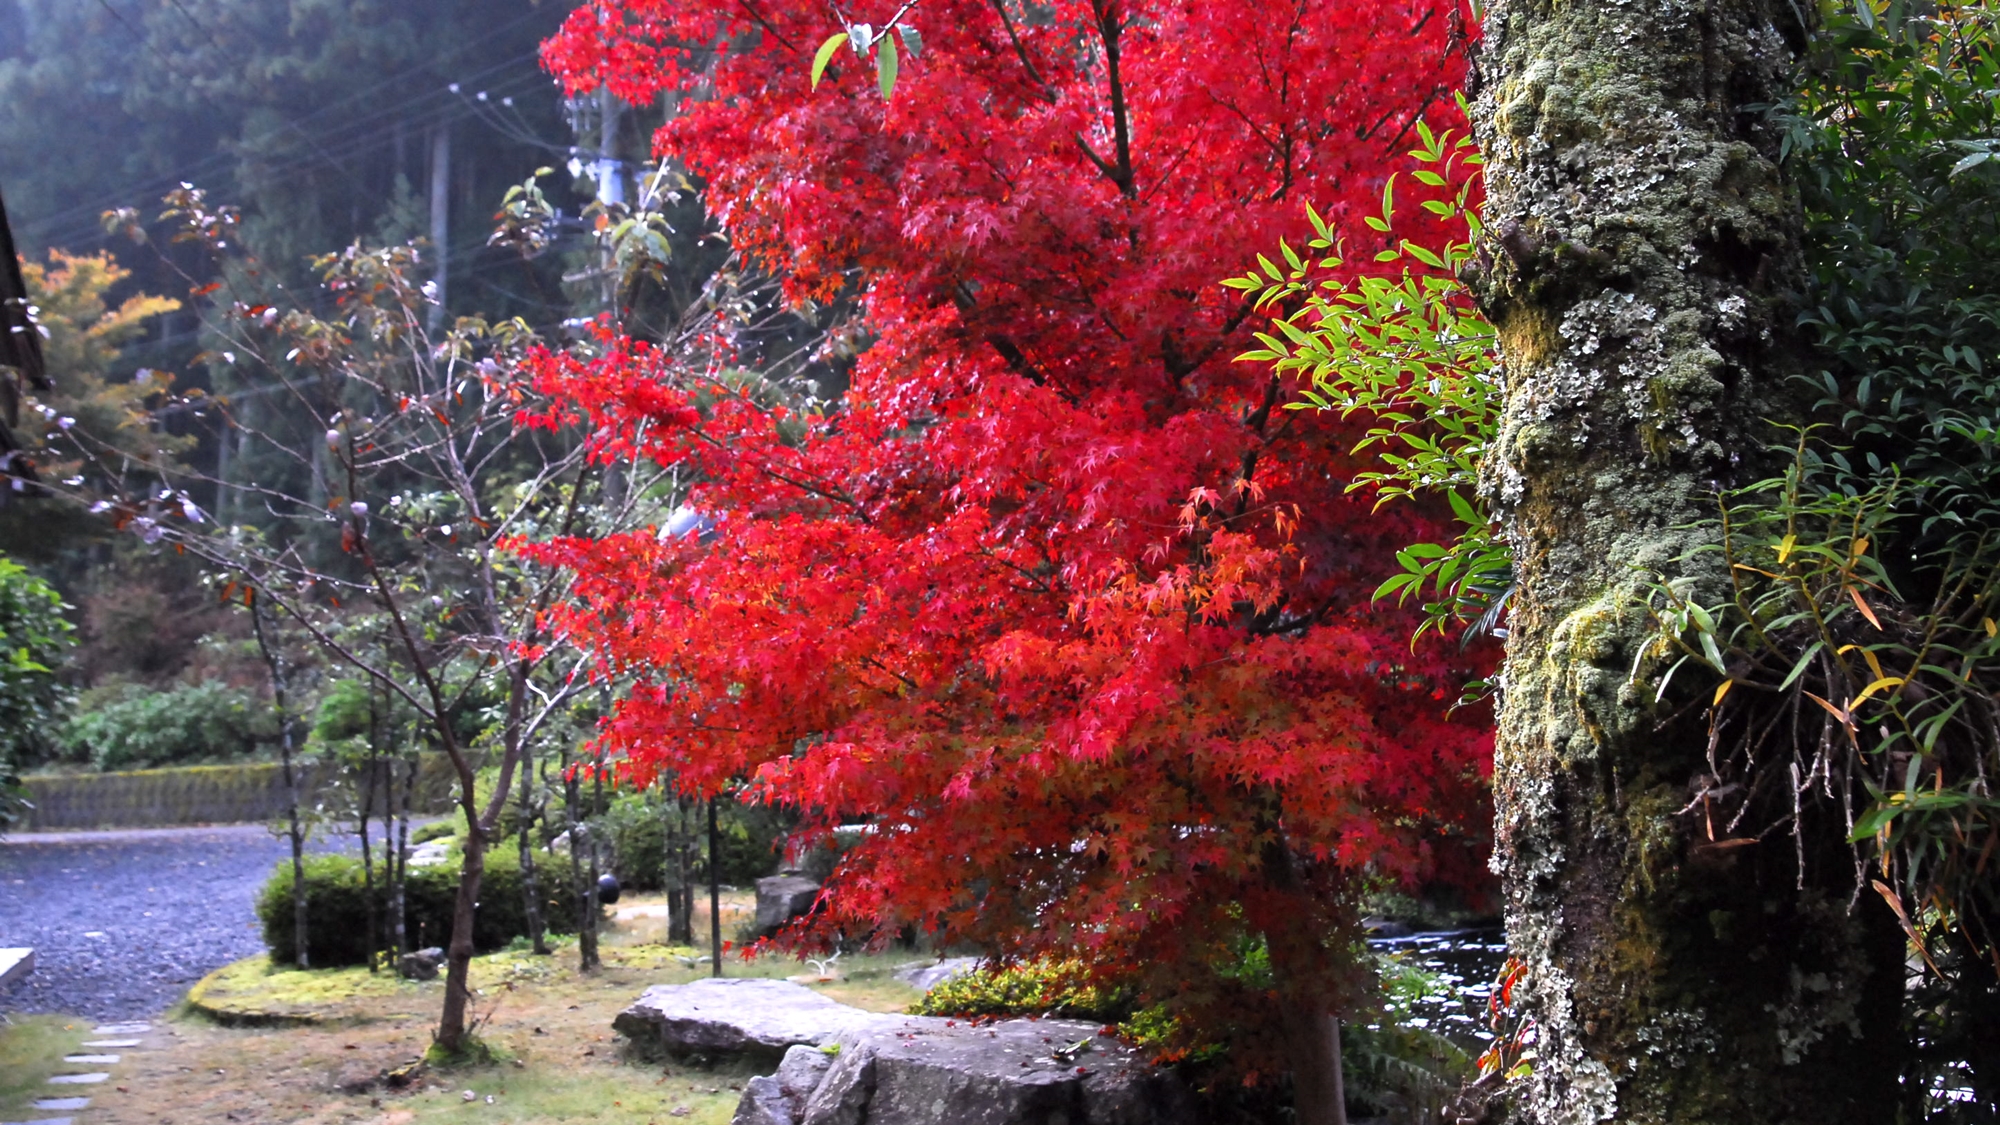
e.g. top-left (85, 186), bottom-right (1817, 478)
top-left (1849, 586), bottom-right (1882, 630)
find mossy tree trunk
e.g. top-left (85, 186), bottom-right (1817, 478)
top-left (1468, 3), bottom-right (1906, 1121)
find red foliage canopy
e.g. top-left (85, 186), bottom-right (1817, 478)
top-left (533, 0), bottom-right (1491, 1058)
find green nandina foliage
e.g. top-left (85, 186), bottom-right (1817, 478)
top-left (1229, 122), bottom-right (1506, 654)
top-left (256, 841), bottom-right (582, 968)
top-left (0, 555), bottom-right (74, 770)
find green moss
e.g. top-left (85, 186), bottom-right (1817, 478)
top-left (0, 1014), bottom-right (90, 1118)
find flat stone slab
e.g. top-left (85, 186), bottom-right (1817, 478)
top-left (0, 947), bottom-right (33, 990)
top-left (30, 1099), bottom-right (90, 1111)
top-left (615, 978), bottom-right (939, 1058)
top-left (3, 1117), bottom-right (74, 1125)
top-left (91, 1022), bottom-right (149, 1035)
top-left (45, 1074), bottom-right (108, 1085)
top-left (81, 1039), bottom-right (138, 1048)
top-left (61, 1055), bottom-right (119, 1065)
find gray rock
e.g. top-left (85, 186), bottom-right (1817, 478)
top-left (890, 957), bottom-right (980, 994)
top-left (754, 875), bottom-right (821, 936)
top-left (732, 1074), bottom-right (794, 1125)
top-left (406, 840), bottom-right (452, 868)
top-left (398, 947), bottom-right (444, 981)
top-left (775, 1044), bottom-right (835, 1111)
top-left (613, 978), bottom-right (930, 1059)
top-left (797, 1018), bottom-right (1194, 1125)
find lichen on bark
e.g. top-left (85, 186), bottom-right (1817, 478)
top-left (1466, 1), bottom-right (1905, 1121)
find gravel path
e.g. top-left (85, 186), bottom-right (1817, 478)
top-left (0, 824), bottom-right (360, 1020)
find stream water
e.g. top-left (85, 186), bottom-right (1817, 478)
top-left (1367, 927), bottom-right (1510, 1044)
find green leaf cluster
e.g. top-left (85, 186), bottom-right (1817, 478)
top-left (1227, 121), bottom-right (1506, 649)
top-left (0, 555), bottom-right (73, 770)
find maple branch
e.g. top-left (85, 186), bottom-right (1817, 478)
top-left (737, 0), bottom-right (802, 54)
top-left (951, 281), bottom-right (1065, 396)
top-left (1070, 0), bottom-right (1136, 200)
top-left (987, 0), bottom-right (1059, 103)
top-left (1164, 296), bottom-right (1257, 381)
top-left (1094, 0), bottom-right (1136, 198)
top-left (860, 653), bottom-right (922, 693)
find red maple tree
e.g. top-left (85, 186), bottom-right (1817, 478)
top-left (532, 0), bottom-right (1489, 1114)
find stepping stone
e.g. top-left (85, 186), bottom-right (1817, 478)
top-left (31, 1099), bottom-right (89, 1111)
top-left (62, 1054), bottom-right (120, 1064)
top-left (92, 1022), bottom-right (149, 1034)
top-left (45, 1074), bottom-right (109, 1085)
top-left (2, 1117), bottom-right (74, 1125)
top-left (82, 1039), bottom-right (138, 1048)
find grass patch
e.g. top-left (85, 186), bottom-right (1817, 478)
top-left (0, 1013), bottom-right (91, 1118)
top-left (76, 891), bottom-right (937, 1125)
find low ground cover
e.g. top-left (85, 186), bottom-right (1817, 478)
top-left (58, 891), bottom-right (930, 1125)
top-left (0, 1013), bottom-right (91, 1120)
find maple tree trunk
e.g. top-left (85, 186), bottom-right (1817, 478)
top-left (1470, 1), bottom-right (1906, 1120)
top-left (1261, 835), bottom-right (1345, 1125)
top-left (252, 600), bottom-right (311, 970)
top-left (358, 757), bottom-right (378, 973)
top-left (513, 677), bottom-right (549, 957)
top-left (1274, 981), bottom-right (1345, 1125)
top-left (707, 798), bottom-right (722, 977)
top-left (436, 809), bottom-right (485, 1055)
top-left (563, 739), bottom-right (598, 972)
top-left (392, 754), bottom-right (413, 955)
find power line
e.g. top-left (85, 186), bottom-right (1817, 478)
top-left (17, 3), bottom-right (563, 246)
top-left (21, 65), bottom-right (561, 253)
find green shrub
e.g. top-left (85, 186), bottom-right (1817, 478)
top-left (410, 818), bottom-right (458, 844)
top-left (256, 838), bottom-right (582, 967)
top-left (62, 681), bottom-right (271, 770)
top-left (596, 791), bottom-right (790, 891)
top-left (910, 958), bottom-right (1129, 1022)
top-left (0, 555), bottom-right (73, 770)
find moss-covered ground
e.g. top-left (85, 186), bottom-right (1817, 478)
top-left (0, 1013), bottom-right (92, 1120)
top-left (78, 890), bottom-right (935, 1125)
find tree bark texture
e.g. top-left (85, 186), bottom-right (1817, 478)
top-left (1469, 3), bottom-right (1905, 1121)
top-left (436, 809), bottom-right (485, 1053)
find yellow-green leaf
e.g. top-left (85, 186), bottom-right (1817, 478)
top-left (877, 32), bottom-right (899, 99)
top-left (811, 32), bottom-right (848, 90)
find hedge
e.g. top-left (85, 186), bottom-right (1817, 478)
top-left (257, 840), bottom-right (584, 967)
top-left (22, 756), bottom-right (462, 830)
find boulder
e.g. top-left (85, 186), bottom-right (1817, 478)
top-left (755, 875), bottom-right (821, 936)
top-left (618, 978), bottom-right (1197, 1125)
top-left (733, 1075), bottom-right (795, 1125)
top-left (776, 1044), bottom-right (835, 1107)
top-left (397, 947), bottom-right (444, 981)
top-left (613, 978), bottom-right (925, 1059)
top-left (890, 957), bottom-right (980, 994)
top-left (797, 1018), bottom-right (1194, 1125)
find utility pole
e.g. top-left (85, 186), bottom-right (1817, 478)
top-left (428, 123), bottom-right (451, 334)
top-left (596, 86), bottom-right (625, 208)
